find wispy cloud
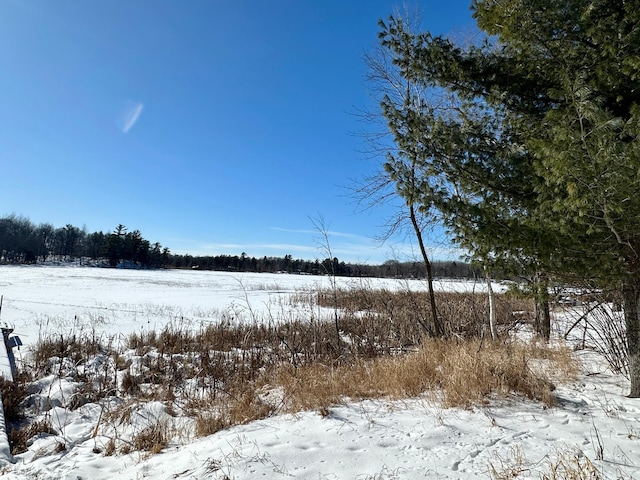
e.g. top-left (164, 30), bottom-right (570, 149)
top-left (117, 101), bottom-right (144, 133)
top-left (167, 228), bottom-right (464, 265)
top-left (271, 227), bottom-right (370, 241)
top-left (198, 242), bottom-right (320, 255)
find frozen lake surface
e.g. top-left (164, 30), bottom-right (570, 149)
top-left (0, 265), bottom-right (496, 343)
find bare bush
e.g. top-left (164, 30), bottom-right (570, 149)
top-left (563, 294), bottom-right (629, 378)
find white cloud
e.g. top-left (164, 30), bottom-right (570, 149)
top-left (271, 226), bottom-right (368, 240)
top-left (117, 101), bottom-right (144, 133)
top-left (198, 242), bottom-right (320, 256)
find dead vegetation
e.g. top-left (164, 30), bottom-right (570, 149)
top-left (488, 444), bottom-right (604, 480)
top-left (4, 286), bottom-right (577, 458)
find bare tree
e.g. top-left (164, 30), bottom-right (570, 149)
top-left (352, 8), bottom-right (445, 336)
top-left (311, 215), bottom-right (342, 348)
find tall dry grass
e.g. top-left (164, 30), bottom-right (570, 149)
top-left (317, 287), bottom-right (534, 340)
top-left (488, 445), bottom-right (604, 480)
top-left (9, 285), bottom-right (577, 457)
top-left (270, 338), bottom-right (576, 412)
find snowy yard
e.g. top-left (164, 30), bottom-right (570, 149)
top-left (0, 266), bottom-right (637, 479)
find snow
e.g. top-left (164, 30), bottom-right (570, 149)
top-left (0, 265), bottom-right (638, 479)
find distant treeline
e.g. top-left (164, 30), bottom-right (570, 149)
top-left (169, 253), bottom-right (477, 279)
top-left (0, 215), bottom-right (477, 278)
top-left (0, 215), bottom-right (171, 268)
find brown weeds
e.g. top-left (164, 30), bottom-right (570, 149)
top-left (317, 288), bottom-right (534, 339)
top-left (16, 286), bottom-right (576, 456)
top-left (271, 338), bottom-right (576, 412)
top-left (7, 419), bottom-right (57, 455)
top-left (0, 378), bottom-right (28, 422)
top-left (132, 421), bottom-right (169, 454)
top-left (32, 331), bottom-right (104, 373)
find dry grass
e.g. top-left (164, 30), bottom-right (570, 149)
top-left (11, 286), bottom-right (580, 457)
top-left (487, 444), bottom-right (529, 479)
top-left (186, 338), bottom-right (577, 439)
top-left (0, 377), bottom-right (28, 422)
top-left (317, 288), bottom-right (534, 339)
top-left (271, 338), bottom-right (576, 412)
top-left (488, 445), bottom-right (604, 480)
top-left (541, 450), bottom-right (603, 479)
top-left (1, 376), bottom-right (59, 455)
top-left (132, 420), bottom-right (170, 454)
top-left (7, 419), bottom-right (57, 455)
top-left (31, 331), bottom-right (104, 372)
top-left (193, 385), bottom-right (273, 437)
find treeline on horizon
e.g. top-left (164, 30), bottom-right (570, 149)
top-left (0, 215), bottom-right (478, 279)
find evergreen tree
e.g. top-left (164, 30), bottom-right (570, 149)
top-left (379, 0), bottom-right (640, 395)
top-left (359, 13), bottom-right (444, 336)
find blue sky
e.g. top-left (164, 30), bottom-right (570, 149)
top-left (0, 1), bottom-right (476, 264)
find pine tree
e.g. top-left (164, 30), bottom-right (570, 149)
top-left (379, 0), bottom-right (640, 395)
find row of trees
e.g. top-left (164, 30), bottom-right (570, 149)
top-left (168, 252), bottom-right (352, 275)
top-left (0, 215), bottom-right (478, 278)
top-left (0, 215), bottom-right (170, 268)
top-left (168, 253), bottom-right (477, 278)
top-left (369, 1), bottom-right (640, 395)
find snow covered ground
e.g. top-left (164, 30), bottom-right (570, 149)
top-left (0, 264), bottom-right (495, 341)
top-left (0, 265), bottom-right (638, 479)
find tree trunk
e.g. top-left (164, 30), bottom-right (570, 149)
top-left (409, 204), bottom-right (443, 337)
top-left (533, 298), bottom-right (551, 340)
top-left (486, 271), bottom-right (497, 340)
top-left (533, 273), bottom-right (551, 341)
top-left (622, 279), bottom-right (640, 397)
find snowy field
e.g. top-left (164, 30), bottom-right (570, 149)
top-left (0, 265), bottom-right (638, 479)
top-left (0, 265), bottom-right (495, 342)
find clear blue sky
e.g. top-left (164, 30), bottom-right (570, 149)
top-left (0, 1), bottom-right (475, 264)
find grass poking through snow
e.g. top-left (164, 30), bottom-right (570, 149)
top-left (5, 286), bottom-right (577, 459)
